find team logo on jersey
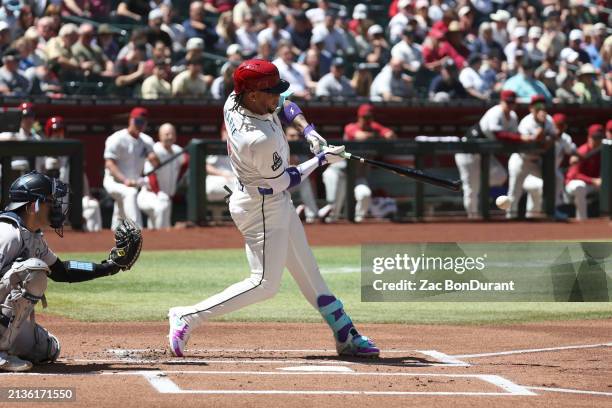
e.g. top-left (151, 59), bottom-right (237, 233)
top-left (271, 152), bottom-right (282, 171)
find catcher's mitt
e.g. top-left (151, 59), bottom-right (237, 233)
top-left (108, 219), bottom-right (143, 270)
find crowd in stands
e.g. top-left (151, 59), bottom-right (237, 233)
top-left (0, 0), bottom-right (609, 102)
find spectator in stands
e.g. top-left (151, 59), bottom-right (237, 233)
top-left (296, 48), bottom-right (322, 93)
top-left (0, 49), bottom-right (30, 96)
top-left (583, 26), bottom-right (602, 69)
top-left (445, 21), bottom-right (471, 60)
top-left (257, 14), bottom-right (291, 56)
top-left (538, 9), bottom-right (565, 59)
top-left (147, 8), bottom-right (173, 49)
top-left (311, 9), bottom-right (347, 56)
top-left (44, 3), bottom-right (62, 33)
top-left (364, 24), bottom-right (391, 66)
top-left (506, 94), bottom-right (555, 219)
top-left (13, 37), bottom-right (39, 80)
top-left (429, 59), bottom-right (468, 101)
top-left (138, 123), bottom-right (187, 229)
top-left (413, 0), bottom-right (430, 38)
top-left (0, 21), bottom-right (10, 57)
top-left (561, 29), bottom-right (591, 65)
top-left (315, 57), bottom-right (355, 99)
top-left (525, 26), bottom-right (545, 64)
top-left (116, 0), bottom-right (150, 23)
top-left (215, 11), bottom-right (237, 52)
top-left (470, 22), bottom-right (505, 61)
top-left (172, 57), bottom-right (208, 98)
top-left (391, 26), bottom-right (423, 74)
top-left (348, 3), bottom-right (371, 37)
top-left (34, 16), bottom-right (55, 51)
top-left (422, 28), bottom-right (466, 72)
top-left (371, 57), bottom-right (414, 101)
top-left (504, 26), bottom-right (528, 71)
top-left (489, 9), bottom-right (510, 47)
top-left (351, 62), bottom-right (373, 98)
top-left (211, 61), bottom-right (237, 99)
top-left (287, 11), bottom-right (311, 53)
top-left (45, 23), bottom-right (84, 81)
top-left (115, 44), bottom-right (150, 97)
top-left (160, 4), bottom-right (186, 54)
top-left (13, 4), bottom-right (34, 40)
top-left (141, 58), bottom-right (172, 99)
top-left (97, 24), bottom-right (120, 62)
top-left (389, 0), bottom-right (412, 44)
top-left (72, 23), bottom-right (114, 79)
top-left (479, 51), bottom-right (505, 94)
top-left (565, 124), bottom-right (604, 221)
top-left (503, 59), bottom-right (552, 103)
top-left (554, 72), bottom-right (577, 104)
top-left (151, 40), bottom-right (171, 62)
top-left (233, 0), bottom-right (267, 29)
top-left (32, 61), bottom-right (63, 96)
top-left (305, 0), bottom-right (329, 27)
top-left (459, 53), bottom-right (490, 101)
top-left (226, 43), bottom-right (243, 63)
top-left (573, 63), bottom-right (604, 104)
top-left (235, 13), bottom-right (259, 57)
top-left (183, 1), bottom-right (219, 52)
top-left (62, 0), bottom-right (110, 19)
top-left (299, 30), bottom-right (333, 75)
top-left (205, 0), bottom-right (236, 14)
top-left (103, 107), bottom-right (160, 229)
top-left (273, 43), bottom-right (310, 100)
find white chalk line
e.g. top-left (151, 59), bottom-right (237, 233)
top-left (526, 386), bottom-right (612, 397)
top-left (453, 342), bottom-right (612, 359)
top-left (107, 348), bottom-right (421, 354)
top-left (417, 350), bottom-right (470, 367)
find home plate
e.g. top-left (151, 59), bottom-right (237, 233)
top-left (277, 365), bottom-right (354, 372)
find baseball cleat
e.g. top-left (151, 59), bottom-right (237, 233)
top-left (168, 308), bottom-right (191, 357)
top-left (336, 328), bottom-right (380, 358)
top-left (0, 352), bottom-right (33, 372)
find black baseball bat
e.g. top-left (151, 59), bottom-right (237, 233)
top-left (343, 152), bottom-right (462, 192)
top-left (143, 144), bottom-right (189, 177)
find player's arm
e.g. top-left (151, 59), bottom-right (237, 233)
top-left (277, 100), bottom-right (328, 154)
top-left (105, 158), bottom-right (136, 186)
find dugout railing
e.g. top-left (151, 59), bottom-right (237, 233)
top-left (187, 139), bottom-right (566, 224)
top-left (0, 140), bottom-right (84, 230)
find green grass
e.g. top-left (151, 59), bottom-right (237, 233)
top-left (45, 247), bottom-right (612, 324)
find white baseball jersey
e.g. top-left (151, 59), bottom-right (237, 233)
top-left (478, 104), bottom-right (519, 140)
top-left (223, 92), bottom-right (290, 190)
top-left (206, 154), bottom-right (233, 172)
top-left (143, 142), bottom-right (185, 197)
top-left (0, 214), bottom-right (57, 276)
top-left (555, 133), bottom-right (575, 168)
top-left (518, 113), bottom-right (555, 159)
top-left (103, 129), bottom-right (155, 180)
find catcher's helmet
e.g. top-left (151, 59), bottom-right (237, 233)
top-left (5, 171), bottom-right (68, 212)
top-left (233, 59), bottom-right (290, 94)
top-left (45, 116), bottom-right (65, 137)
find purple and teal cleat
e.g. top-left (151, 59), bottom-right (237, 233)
top-left (167, 307), bottom-right (191, 357)
top-left (336, 327), bottom-right (380, 358)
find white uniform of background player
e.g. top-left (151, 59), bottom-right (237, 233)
top-left (522, 114), bottom-right (575, 216)
top-left (168, 59), bottom-right (378, 358)
top-left (137, 123), bottom-right (186, 229)
top-left (205, 125), bottom-right (236, 219)
top-left (455, 92), bottom-right (516, 218)
top-left (103, 108), bottom-right (159, 230)
top-left (506, 96), bottom-right (555, 218)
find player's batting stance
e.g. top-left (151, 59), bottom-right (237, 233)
top-left (0, 172), bottom-right (142, 372)
top-left (168, 59), bottom-right (379, 358)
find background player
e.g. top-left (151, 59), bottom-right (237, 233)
top-left (103, 107), bottom-right (160, 230)
top-left (0, 172), bottom-right (142, 372)
top-left (137, 123), bottom-right (187, 229)
top-left (168, 59), bottom-right (379, 359)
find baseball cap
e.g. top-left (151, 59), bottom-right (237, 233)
top-left (528, 26), bottom-right (542, 39)
top-left (429, 28), bottom-right (445, 39)
top-left (98, 24), bottom-right (114, 35)
top-left (513, 26), bottom-right (527, 38)
top-left (226, 43), bottom-right (243, 56)
top-left (530, 94), bottom-right (546, 105)
top-left (367, 24), bottom-right (384, 37)
top-left (588, 124), bottom-right (604, 138)
top-left (186, 37), bottom-right (204, 51)
top-left (458, 6), bottom-right (471, 17)
top-left (148, 8), bottom-right (163, 21)
top-left (233, 59), bottom-right (290, 94)
top-left (130, 107), bottom-right (149, 119)
top-left (332, 57), bottom-right (345, 68)
top-left (448, 21), bottom-right (461, 32)
top-left (569, 29), bottom-right (584, 42)
top-left (2, 48), bottom-right (19, 61)
top-left (500, 89), bottom-right (516, 102)
top-left (0, 21), bottom-right (9, 32)
top-left (468, 53), bottom-right (482, 66)
top-left (416, 0), bottom-right (429, 9)
top-left (490, 10), bottom-right (510, 22)
top-left (398, 0), bottom-right (411, 9)
top-left (353, 4), bottom-right (367, 20)
top-left (578, 63), bottom-right (597, 76)
top-left (552, 113), bottom-right (567, 126)
top-left (357, 104), bottom-right (374, 117)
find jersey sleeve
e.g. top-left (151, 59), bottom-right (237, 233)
top-left (104, 135), bottom-right (120, 161)
top-left (37, 238), bottom-right (58, 267)
top-left (250, 134), bottom-right (285, 179)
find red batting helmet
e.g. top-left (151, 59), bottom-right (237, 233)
top-left (233, 59), bottom-right (290, 94)
top-left (20, 102), bottom-right (34, 117)
top-left (45, 116), bottom-right (65, 137)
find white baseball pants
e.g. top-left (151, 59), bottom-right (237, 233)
top-left (179, 189), bottom-right (332, 328)
top-left (506, 153), bottom-right (541, 218)
top-left (137, 189), bottom-right (172, 229)
top-left (565, 180), bottom-right (598, 220)
top-left (322, 164), bottom-right (371, 221)
top-left (522, 169), bottom-right (566, 217)
top-left (82, 196), bottom-right (102, 232)
top-left (103, 176), bottom-right (142, 229)
top-left (454, 153), bottom-right (507, 218)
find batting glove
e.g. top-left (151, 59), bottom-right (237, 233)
top-left (304, 125), bottom-right (328, 154)
top-left (318, 145), bottom-right (346, 165)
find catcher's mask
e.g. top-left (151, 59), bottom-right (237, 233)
top-left (5, 171), bottom-right (70, 236)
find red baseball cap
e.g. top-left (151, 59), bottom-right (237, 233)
top-left (233, 59), bottom-right (290, 94)
top-left (552, 113), bottom-right (566, 126)
top-left (357, 104), bottom-right (374, 117)
top-left (530, 94), bottom-right (546, 105)
top-left (428, 28), bottom-right (445, 39)
top-left (500, 90), bottom-right (516, 102)
top-left (588, 124), bottom-right (604, 138)
top-left (130, 107), bottom-right (149, 119)
top-left (606, 119), bottom-right (612, 132)
top-left (45, 116), bottom-right (65, 137)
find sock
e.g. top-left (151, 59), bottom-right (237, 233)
top-left (317, 295), bottom-right (354, 343)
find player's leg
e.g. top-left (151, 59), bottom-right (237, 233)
top-left (321, 164), bottom-right (346, 222)
top-left (354, 179), bottom-right (372, 223)
top-left (206, 175), bottom-right (230, 202)
top-left (9, 320), bottom-right (61, 365)
top-left (168, 193), bottom-right (290, 356)
top-left (523, 175), bottom-right (543, 218)
top-left (489, 156), bottom-right (508, 186)
top-left (297, 180), bottom-right (319, 223)
top-left (506, 153), bottom-right (528, 218)
top-left (454, 153), bottom-right (480, 218)
top-left (136, 188), bottom-right (157, 229)
top-left (82, 196), bottom-right (102, 232)
top-left (565, 180), bottom-right (589, 220)
top-left (104, 178), bottom-right (143, 228)
top-left (285, 209), bottom-right (379, 357)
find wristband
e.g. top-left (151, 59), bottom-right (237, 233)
top-left (278, 101), bottom-right (303, 125)
top-left (304, 123), bottom-right (316, 138)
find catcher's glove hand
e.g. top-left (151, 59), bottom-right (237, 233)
top-left (108, 219), bottom-right (143, 271)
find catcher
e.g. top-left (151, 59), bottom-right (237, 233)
top-left (0, 171), bottom-right (142, 372)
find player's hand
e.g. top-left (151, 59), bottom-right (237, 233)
top-left (124, 179), bottom-right (137, 187)
top-left (136, 177), bottom-right (148, 188)
top-left (305, 127), bottom-right (328, 154)
top-left (318, 145), bottom-right (346, 165)
top-left (592, 178), bottom-right (602, 187)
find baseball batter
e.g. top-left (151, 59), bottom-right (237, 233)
top-left (168, 59), bottom-right (379, 358)
top-left (137, 123), bottom-right (187, 229)
top-left (0, 172), bottom-right (142, 372)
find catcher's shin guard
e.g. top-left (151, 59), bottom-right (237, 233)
top-left (317, 295), bottom-right (380, 358)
